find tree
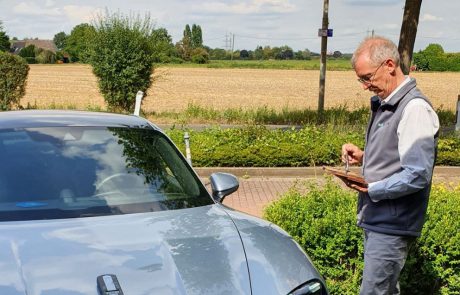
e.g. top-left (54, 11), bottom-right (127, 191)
top-left (333, 50), bottom-right (342, 58)
top-left (151, 28), bottom-right (175, 63)
top-left (176, 24), bottom-right (197, 61)
top-left (262, 46), bottom-right (273, 59)
top-left (276, 45), bottom-right (294, 60)
top-left (209, 48), bottom-right (227, 60)
top-left (398, 0), bottom-right (422, 74)
top-left (191, 24), bottom-right (203, 49)
top-left (53, 31), bottom-right (68, 51)
top-left (184, 24), bottom-right (191, 41)
top-left (254, 46), bottom-right (264, 60)
top-left (412, 43), bottom-right (446, 71)
top-left (239, 49), bottom-right (249, 59)
top-left (0, 21), bottom-right (10, 52)
top-left (294, 49), bottom-right (311, 60)
top-left (18, 44), bottom-right (37, 63)
top-left (191, 47), bottom-right (209, 64)
top-left (90, 11), bottom-right (158, 112)
top-left (0, 52), bottom-right (29, 110)
top-left (65, 23), bottom-right (96, 63)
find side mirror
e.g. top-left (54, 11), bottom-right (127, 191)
top-left (209, 172), bottom-right (239, 202)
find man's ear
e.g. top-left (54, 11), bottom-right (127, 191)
top-left (386, 59), bottom-right (397, 74)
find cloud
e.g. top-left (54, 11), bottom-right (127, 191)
top-left (13, 1), bottom-right (61, 16)
top-left (420, 13), bottom-right (443, 22)
top-left (198, 0), bottom-right (296, 15)
top-left (45, 0), bottom-right (55, 8)
top-left (343, 0), bottom-right (401, 6)
top-left (62, 5), bottom-right (104, 23)
top-left (383, 23), bottom-right (399, 29)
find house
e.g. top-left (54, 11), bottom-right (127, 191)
top-left (11, 39), bottom-right (57, 54)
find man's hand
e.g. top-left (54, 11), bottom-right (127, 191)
top-left (336, 175), bottom-right (369, 193)
top-left (342, 143), bottom-right (364, 165)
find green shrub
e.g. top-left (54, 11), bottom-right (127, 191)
top-left (263, 179), bottom-right (460, 295)
top-left (0, 52), bottom-right (29, 110)
top-left (191, 47), bottom-right (209, 64)
top-left (167, 125), bottom-right (364, 167)
top-left (401, 183), bottom-right (460, 294)
top-left (18, 44), bottom-right (36, 59)
top-left (165, 125), bottom-right (460, 167)
top-left (35, 49), bottom-right (56, 64)
top-left (90, 11), bottom-right (157, 112)
top-left (436, 137), bottom-right (460, 166)
top-left (264, 179), bottom-right (363, 294)
top-left (24, 57), bottom-right (36, 64)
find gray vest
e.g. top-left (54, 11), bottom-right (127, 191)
top-left (358, 78), bottom-right (437, 237)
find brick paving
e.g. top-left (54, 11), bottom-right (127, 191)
top-left (200, 169), bottom-right (460, 218)
top-left (222, 177), bottom-right (307, 217)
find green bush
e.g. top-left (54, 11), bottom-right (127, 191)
top-left (166, 125), bottom-right (364, 167)
top-left (164, 124), bottom-right (460, 167)
top-left (191, 47), bottom-right (209, 64)
top-left (18, 44), bottom-right (36, 59)
top-left (90, 11), bottom-right (157, 112)
top-left (0, 52), bottom-right (29, 110)
top-left (24, 57), bottom-right (36, 64)
top-left (264, 179), bottom-right (363, 294)
top-left (436, 136), bottom-right (460, 166)
top-left (413, 44), bottom-right (460, 72)
top-left (35, 49), bottom-right (56, 64)
top-left (263, 179), bottom-right (460, 295)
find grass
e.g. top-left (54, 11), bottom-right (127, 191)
top-left (146, 103), bottom-right (456, 127)
top-left (160, 58), bottom-right (353, 71)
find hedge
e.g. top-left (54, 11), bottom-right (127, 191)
top-left (263, 179), bottom-right (460, 295)
top-left (166, 126), bottom-right (460, 167)
top-left (0, 52), bottom-right (29, 110)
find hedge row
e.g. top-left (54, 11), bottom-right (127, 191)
top-left (165, 126), bottom-right (460, 167)
top-left (263, 179), bottom-right (460, 295)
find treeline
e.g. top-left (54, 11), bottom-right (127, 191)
top-left (2, 19), bottom-right (336, 64)
top-left (52, 23), bottom-right (329, 64)
top-left (413, 44), bottom-right (460, 71)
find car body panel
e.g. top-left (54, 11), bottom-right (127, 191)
top-left (225, 208), bottom-right (326, 294)
top-left (0, 205), bottom-right (251, 295)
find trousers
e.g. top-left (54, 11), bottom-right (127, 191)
top-left (359, 230), bottom-right (415, 295)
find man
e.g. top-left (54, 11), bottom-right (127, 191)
top-left (342, 36), bottom-right (439, 295)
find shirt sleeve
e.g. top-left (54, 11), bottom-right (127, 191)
top-left (367, 99), bottom-right (439, 202)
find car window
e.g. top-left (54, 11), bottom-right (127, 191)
top-left (0, 127), bottom-right (213, 221)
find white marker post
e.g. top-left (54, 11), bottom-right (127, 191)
top-left (456, 95), bottom-right (460, 131)
top-left (134, 91), bottom-right (144, 116)
top-left (184, 132), bottom-right (192, 166)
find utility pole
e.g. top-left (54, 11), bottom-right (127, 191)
top-left (318, 0), bottom-right (329, 120)
top-left (224, 33), bottom-right (231, 52)
top-left (231, 33), bottom-right (235, 60)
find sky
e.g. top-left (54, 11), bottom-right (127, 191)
top-left (0, 0), bottom-right (458, 54)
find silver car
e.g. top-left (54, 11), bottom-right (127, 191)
top-left (0, 110), bottom-right (328, 295)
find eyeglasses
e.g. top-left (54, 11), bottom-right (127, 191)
top-left (357, 60), bottom-right (386, 85)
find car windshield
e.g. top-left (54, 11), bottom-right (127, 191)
top-left (0, 126), bottom-right (213, 221)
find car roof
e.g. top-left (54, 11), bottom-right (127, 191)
top-left (0, 110), bottom-right (158, 130)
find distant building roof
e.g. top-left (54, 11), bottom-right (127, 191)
top-left (11, 39), bottom-right (57, 54)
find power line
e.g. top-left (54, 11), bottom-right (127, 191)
top-left (236, 34), bottom-right (317, 41)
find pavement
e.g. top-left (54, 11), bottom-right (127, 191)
top-left (195, 167), bottom-right (460, 218)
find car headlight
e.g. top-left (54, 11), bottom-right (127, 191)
top-left (287, 280), bottom-right (325, 295)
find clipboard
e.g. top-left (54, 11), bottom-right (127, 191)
top-left (322, 166), bottom-right (368, 187)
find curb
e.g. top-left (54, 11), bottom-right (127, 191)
top-left (194, 166), bottom-right (460, 178)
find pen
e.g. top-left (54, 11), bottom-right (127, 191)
top-left (345, 155), bottom-right (350, 174)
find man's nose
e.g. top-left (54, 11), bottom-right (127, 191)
top-left (362, 83), bottom-right (370, 90)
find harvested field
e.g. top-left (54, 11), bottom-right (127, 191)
top-left (22, 64), bottom-right (460, 112)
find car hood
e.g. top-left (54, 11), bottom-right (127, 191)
top-left (0, 205), bottom-right (251, 295)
